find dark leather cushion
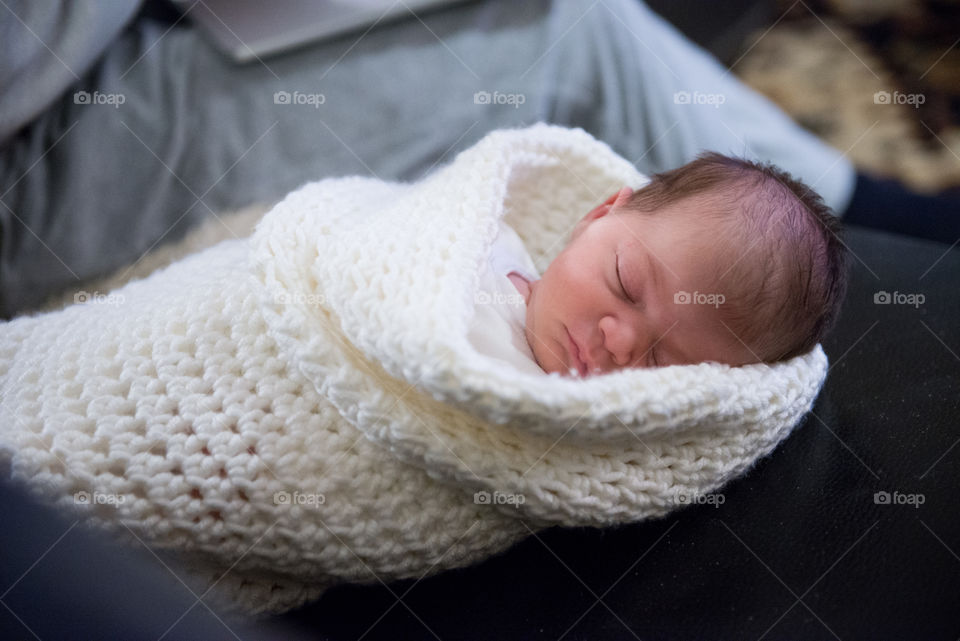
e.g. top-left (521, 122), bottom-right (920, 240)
top-left (278, 224), bottom-right (960, 640)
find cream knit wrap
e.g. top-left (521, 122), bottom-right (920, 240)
top-left (0, 124), bottom-right (828, 617)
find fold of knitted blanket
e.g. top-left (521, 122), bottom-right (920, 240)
top-left (0, 124), bottom-right (828, 617)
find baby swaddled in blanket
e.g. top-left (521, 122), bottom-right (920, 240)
top-left (475, 152), bottom-right (846, 379)
top-left (0, 125), bottom-right (845, 617)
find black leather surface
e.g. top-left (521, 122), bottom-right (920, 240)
top-left (278, 224), bottom-right (960, 640)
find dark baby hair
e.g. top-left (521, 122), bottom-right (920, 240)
top-left (623, 152), bottom-right (849, 363)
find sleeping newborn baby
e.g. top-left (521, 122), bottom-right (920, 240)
top-left (470, 151), bottom-right (847, 378)
top-left (0, 126), bottom-right (839, 616)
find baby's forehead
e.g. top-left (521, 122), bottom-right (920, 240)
top-left (617, 203), bottom-right (734, 249)
top-left (647, 212), bottom-right (765, 282)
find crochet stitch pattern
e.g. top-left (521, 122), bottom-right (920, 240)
top-left (0, 124), bottom-right (828, 617)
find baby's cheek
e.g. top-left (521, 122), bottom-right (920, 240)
top-left (551, 254), bottom-right (580, 288)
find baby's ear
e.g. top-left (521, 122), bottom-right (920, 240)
top-left (610, 186), bottom-right (634, 209)
top-left (572, 203), bottom-right (609, 239)
top-left (574, 187), bottom-right (634, 236)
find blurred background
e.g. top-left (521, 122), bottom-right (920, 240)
top-left (2, 2), bottom-right (959, 639)
top-left (731, 0), bottom-right (960, 193)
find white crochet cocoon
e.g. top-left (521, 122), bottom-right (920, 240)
top-left (0, 124), bottom-right (828, 617)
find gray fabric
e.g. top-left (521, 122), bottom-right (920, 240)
top-left (0, 0), bottom-right (143, 146)
top-left (0, 0), bottom-right (855, 318)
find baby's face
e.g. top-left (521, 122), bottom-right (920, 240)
top-left (523, 188), bottom-right (757, 377)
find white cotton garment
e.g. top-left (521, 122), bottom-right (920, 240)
top-left (466, 220), bottom-right (544, 376)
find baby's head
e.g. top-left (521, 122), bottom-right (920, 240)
top-left (523, 152), bottom-right (848, 377)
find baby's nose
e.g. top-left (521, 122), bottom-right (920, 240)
top-left (611, 348), bottom-right (635, 368)
top-left (598, 316), bottom-right (640, 368)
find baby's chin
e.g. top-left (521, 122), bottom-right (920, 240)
top-left (543, 360), bottom-right (579, 378)
top-left (542, 361), bottom-right (590, 378)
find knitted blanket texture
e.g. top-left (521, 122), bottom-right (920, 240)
top-left (0, 124), bottom-right (829, 617)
